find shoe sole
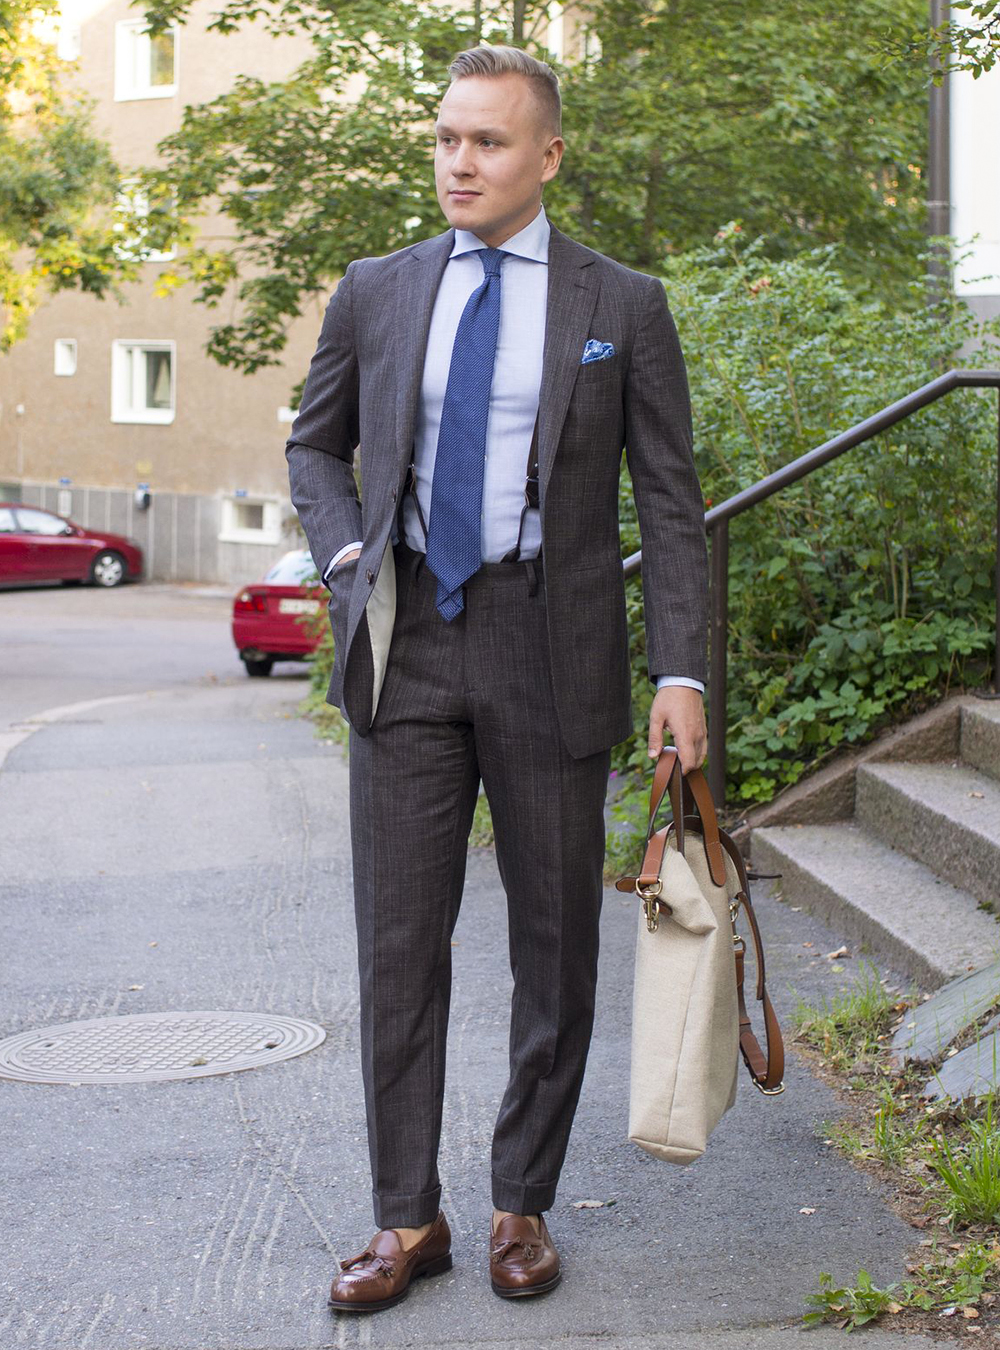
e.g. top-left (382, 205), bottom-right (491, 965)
top-left (490, 1269), bottom-right (562, 1298)
top-left (328, 1252), bottom-right (453, 1313)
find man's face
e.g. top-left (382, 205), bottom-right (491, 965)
top-left (434, 73), bottom-right (564, 248)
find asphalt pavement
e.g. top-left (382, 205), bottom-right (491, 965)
top-left (0, 582), bottom-right (969, 1349)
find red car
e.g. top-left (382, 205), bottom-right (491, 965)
top-left (232, 549), bottom-right (326, 676)
top-left (0, 502), bottom-right (144, 587)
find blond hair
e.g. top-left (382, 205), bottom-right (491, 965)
top-left (447, 44), bottom-right (562, 137)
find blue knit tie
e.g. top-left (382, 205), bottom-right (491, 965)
top-left (425, 247), bottom-right (506, 620)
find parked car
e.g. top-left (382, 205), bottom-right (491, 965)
top-left (232, 549), bottom-right (325, 676)
top-left (0, 502), bottom-right (143, 587)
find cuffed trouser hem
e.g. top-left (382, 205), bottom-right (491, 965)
top-left (373, 1185), bottom-right (442, 1230)
top-left (491, 1171), bottom-right (558, 1217)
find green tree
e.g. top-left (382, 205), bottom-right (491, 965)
top-left (880, 2), bottom-right (1000, 82)
top-left (0, 0), bottom-right (124, 349)
top-left (129, 0), bottom-right (930, 376)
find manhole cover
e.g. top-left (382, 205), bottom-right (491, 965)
top-left (0, 1011), bottom-right (326, 1084)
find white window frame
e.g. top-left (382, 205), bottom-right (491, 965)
top-left (54, 338), bottom-right (77, 376)
top-left (110, 340), bottom-right (176, 424)
top-left (218, 497), bottom-right (282, 546)
top-left (113, 179), bottom-right (176, 263)
top-left (114, 19), bottom-right (179, 102)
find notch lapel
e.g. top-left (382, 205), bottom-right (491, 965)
top-left (395, 229), bottom-right (454, 473)
top-left (538, 224), bottom-right (600, 499)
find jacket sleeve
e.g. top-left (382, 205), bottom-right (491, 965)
top-left (285, 262), bottom-right (365, 580)
top-left (623, 276), bottom-right (709, 684)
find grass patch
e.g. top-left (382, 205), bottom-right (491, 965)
top-left (469, 793), bottom-right (494, 849)
top-left (791, 958), bottom-right (898, 1072)
top-left (928, 1091), bottom-right (1000, 1227)
top-left (794, 964), bottom-right (1000, 1333)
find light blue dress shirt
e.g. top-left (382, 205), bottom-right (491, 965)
top-left (325, 205), bottom-right (703, 694)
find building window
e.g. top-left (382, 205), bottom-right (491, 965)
top-left (57, 24), bottom-right (80, 61)
top-left (114, 20), bottom-right (178, 101)
top-left (111, 340), bottom-right (175, 424)
top-left (219, 497), bottom-right (281, 546)
top-left (114, 181), bottom-right (176, 262)
top-left (54, 339), bottom-right (77, 376)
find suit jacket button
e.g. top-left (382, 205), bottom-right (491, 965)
top-left (391, 487), bottom-right (397, 502)
top-left (366, 568), bottom-right (374, 584)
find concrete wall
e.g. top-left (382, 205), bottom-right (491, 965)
top-left (950, 40), bottom-right (1000, 326)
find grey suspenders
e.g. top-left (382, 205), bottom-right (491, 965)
top-left (402, 409), bottom-right (541, 564)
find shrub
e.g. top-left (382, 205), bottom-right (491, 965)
top-left (616, 229), bottom-right (1000, 802)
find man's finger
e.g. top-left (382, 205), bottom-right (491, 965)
top-left (675, 735), bottom-right (697, 774)
top-left (648, 713), bottom-right (665, 758)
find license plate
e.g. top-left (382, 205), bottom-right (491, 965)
top-left (278, 598), bottom-right (319, 615)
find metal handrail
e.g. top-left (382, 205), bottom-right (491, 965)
top-left (622, 369), bottom-right (1000, 804)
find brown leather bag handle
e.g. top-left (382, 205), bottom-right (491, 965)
top-left (644, 749), bottom-right (726, 888)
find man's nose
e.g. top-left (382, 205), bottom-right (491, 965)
top-left (451, 142), bottom-right (475, 176)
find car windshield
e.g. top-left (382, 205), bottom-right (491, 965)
top-left (263, 552), bottom-right (318, 585)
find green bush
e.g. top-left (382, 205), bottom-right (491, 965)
top-left (617, 228), bottom-right (999, 803)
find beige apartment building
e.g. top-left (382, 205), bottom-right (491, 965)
top-left (0, 0), bottom-right (328, 584)
top-left (0, 3), bottom-right (588, 584)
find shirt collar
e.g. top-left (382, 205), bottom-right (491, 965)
top-left (450, 205), bottom-right (549, 264)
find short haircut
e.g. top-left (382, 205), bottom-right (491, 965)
top-left (447, 44), bottom-right (562, 138)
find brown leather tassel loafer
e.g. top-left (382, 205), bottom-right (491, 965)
top-left (328, 1211), bottom-right (452, 1313)
top-left (489, 1213), bottom-right (561, 1298)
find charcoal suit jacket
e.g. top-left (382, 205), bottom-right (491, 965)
top-left (285, 220), bottom-right (708, 760)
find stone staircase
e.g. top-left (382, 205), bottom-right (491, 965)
top-left (749, 696), bottom-right (1000, 989)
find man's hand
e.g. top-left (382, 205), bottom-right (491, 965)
top-left (648, 685), bottom-right (707, 774)
top-left (336, 548), bottom-right (361, 567)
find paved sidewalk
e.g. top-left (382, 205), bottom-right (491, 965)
top-left (0, 667), bottom-right (969, 1348)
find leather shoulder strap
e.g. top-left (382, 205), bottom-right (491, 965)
top-left (717, 826), bottom-right (785, 1094)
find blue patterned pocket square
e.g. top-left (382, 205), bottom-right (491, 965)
top-left (581, 339), bottom-right (615, 364)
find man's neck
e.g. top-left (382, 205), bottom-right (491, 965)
top-left (461, 202), bottom-right (544, 249)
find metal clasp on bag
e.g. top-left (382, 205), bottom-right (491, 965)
top-left (730, 896), bottom-right (744, 947)
top-left (636, 878), bottom-right (670, 933)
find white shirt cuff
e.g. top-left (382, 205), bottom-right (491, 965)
top-left (324, 540), bottom-right (364, 581)
top-left (655, 674), bottom-right (706, 694)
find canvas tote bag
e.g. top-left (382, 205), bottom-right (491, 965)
top-left (616, 749), bottom-right (784, 1164)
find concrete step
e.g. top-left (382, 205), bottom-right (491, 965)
top-left (855, 760), bottom-right (1000, 911)
top-left (891, 957), bottom-right (1000, 1065)
top-left (962, 698), bottom-right (1000, 782)
top-left (922, 1020), bottom-right (1000, 1100)
top-left (750, 822), bottom-right (1000, 988)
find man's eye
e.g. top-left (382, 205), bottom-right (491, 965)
top-left (480, 139), bottom-right (496, 148)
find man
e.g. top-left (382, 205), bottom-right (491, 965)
top-left (286, 44), bottom-right (708, 1311)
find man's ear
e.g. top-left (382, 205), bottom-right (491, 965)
top-left (542, 135), bottom-right (565, 183)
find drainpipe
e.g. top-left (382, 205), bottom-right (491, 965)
top-left (927, 0), bottom-right (951, 303)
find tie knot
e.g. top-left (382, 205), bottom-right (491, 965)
top-left (479, 247), bottom-right (506, 279)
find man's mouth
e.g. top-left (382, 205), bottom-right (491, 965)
top-left (449, 190), bottom-right (480, 198)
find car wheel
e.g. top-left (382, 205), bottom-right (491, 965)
top-left (90, 551), bottom-right (127, 587)
top-left (242, 656), bottom-right (274, 677)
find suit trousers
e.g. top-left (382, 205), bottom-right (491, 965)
top-left (347, 541), bottom-right (611, 1228)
